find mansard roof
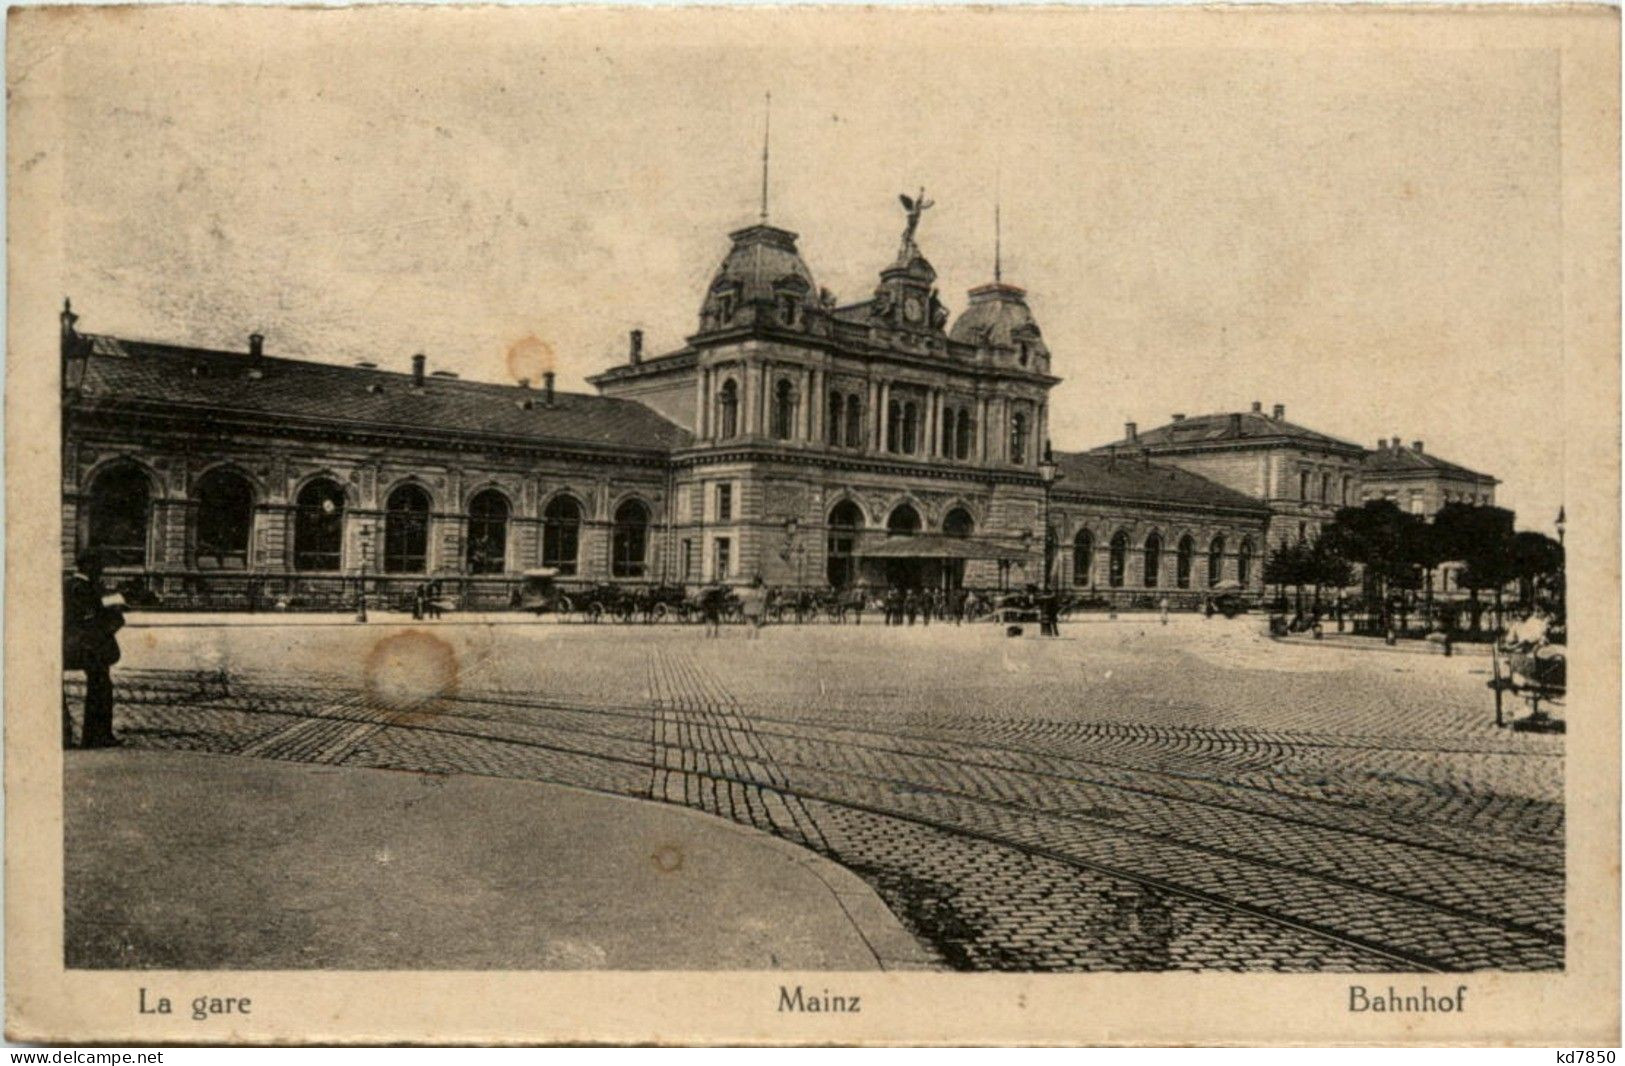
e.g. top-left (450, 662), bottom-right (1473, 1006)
top-left (1052, 450), bottom-right (1271, 515)
top-left (68, 334), bottom-right (691, 454)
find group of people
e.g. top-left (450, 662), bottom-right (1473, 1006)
top-left (410, 580), bottom-right (448, 620)
top-left (878, 586), bottom-right (967, 626)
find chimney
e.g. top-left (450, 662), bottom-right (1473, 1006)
top-left (1391, 436), bottom-right (1401, 449)
top-left (1376, 438), bottom-right (1387, 450)
top-left (1412, 440), bottom-right (1424, 453)
top-left (1272, 403), bottom-right (1284, 421)
top-left (1171, 413), bottom-right (1185, 422)
top-left (1250, 401), bottom-right (1262, 413)
top-left (543, 370), bottom-right (556, 406)
top-left (629, 329), bottom-right (644, 365)
top-left (516, 377), bottom-right (530, 389)
top-left (411, 353), bottom-right (426, 386)
top-left (1124, 421), bottom-right (1138, 443)
top-left (248, 332), bottom-right (264, 358)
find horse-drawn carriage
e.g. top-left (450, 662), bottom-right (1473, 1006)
top-left (1488, 620), bottom-right (1565, 733)
top-left (515, 569), bottom-right (574, 617)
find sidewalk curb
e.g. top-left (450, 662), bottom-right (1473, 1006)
top-left (1272, 633), bottom-right (1491, 657)
top-left (102, 747), bottom-right (941, 972)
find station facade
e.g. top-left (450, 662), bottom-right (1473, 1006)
top-left (60, 200), bottom-right (1340, 610)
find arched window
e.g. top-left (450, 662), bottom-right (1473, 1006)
top-left (845, 394), bottom-right (862, 448)
top-left (1143, 532), bottom-right (1163, 588)
top-left (1299, 470), bottom-right (1310, 501)
top-left (886, 399), bottom-right (902, 453)
top-left (1238, 538), bottom-right (1255, 586)
top-left (466, 489), bottom-right (509, 574)
top-left (293, 478), bottom-right (345, 572)
top-left (1176, 535), bottom-right (1195, 589)
top-left (1010, 411), bottom-right (1029, 465)
top-left (941, 408), bottom-right (955, 456)
top-left (612, 499), bottom-right (650, 578)
top-left (1073, 530), bottom-right (1093, 586)
top-left (717, 379), bottom-right (739, 439)
top-left (903, 402), bottom-right (919, 455)
top-left (1207, 536), bottom-right (1226, 587)
top-left (943, 507), bottom-right (974, 538)
top-left (827, 390), bottom-right (844, 446)
top-left (827, 500), bottom-right (863, 587)
top-left (86, 463), bottom-right (151, 568)
top-left (887, 504), bottom-right (921, 536)
top-left (384, 485), bottom-right (431, 574)
top-left (542, 495), bottom-right (582, 575)
top-left (195, 468), bottom-right (254, 570)
top-left (771, 379), bottom-right (796, 440)
top-left (1109, 531), bottom-right (1128, 588)
top-left (956, 408), bottom-right (972, 460)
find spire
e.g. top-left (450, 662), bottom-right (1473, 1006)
top-left (994, 200), bottom-right (1003, 284)
top-left (759, 92), bottom-right (772, 224)
top-left (994, 168), bottom-right (1003, 283)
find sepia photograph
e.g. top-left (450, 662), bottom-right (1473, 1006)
top-left (7, 2), bottom-right (1619, 1046)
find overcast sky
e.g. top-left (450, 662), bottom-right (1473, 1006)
top-left (49, 7), bottom-right (1567, 531)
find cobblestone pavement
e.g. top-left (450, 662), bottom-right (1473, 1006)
top-left (68, 619), bottom-right (1564, 972)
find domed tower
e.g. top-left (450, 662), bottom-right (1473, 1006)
top-left (696, 223), bottom-right (828, 336)
top-left (949, 282), bottom-right (1051, 375)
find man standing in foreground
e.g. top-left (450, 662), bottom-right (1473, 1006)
top-left (64, 550), bottom-right (125, 748)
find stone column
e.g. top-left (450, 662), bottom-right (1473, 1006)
top-left (867, 379), bottom-right (880, 452)
top-left (801, 367), bottom-right (814, 441)
top-left (878, 381), bottom-right (891, 454)
top-left (810, 368), bottom-right (823, 443)
top-left (694, 366), bottom-right (708, 439)
top-left (977, 397), bottom-right (990, 462)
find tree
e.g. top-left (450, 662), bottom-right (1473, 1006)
top-left (1264, 541), bottom-right (1313, 614)
top-left (1510, 531), bottom-right (1564, 609)
top-left (1323, 500), bottom-right (1426, 632)
top-left (1308, 535), bottom-right (1356, 608)
top-left (1434, 503), bottom-right (1517, 632)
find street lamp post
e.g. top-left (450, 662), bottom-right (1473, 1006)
top-left (780, 516), bottom-right (800, 588)
top-left (355, 523), bottom-right (373, 623)
top-left (1037, 442), bottom-right (1062, 591)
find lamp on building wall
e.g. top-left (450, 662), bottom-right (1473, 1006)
top-left (1037, 442), bottom-right (1063, 590)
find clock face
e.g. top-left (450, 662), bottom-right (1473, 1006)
top-left (903, 295), bottom-right (924, 324)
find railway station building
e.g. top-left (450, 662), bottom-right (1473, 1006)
top-left (61, 200), bottom-right (1333, 611)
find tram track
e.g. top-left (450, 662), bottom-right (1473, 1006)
top-left (94, 665), bottom-right (1562, 873)
top-left (87, 662), bottom-right (1563, 970)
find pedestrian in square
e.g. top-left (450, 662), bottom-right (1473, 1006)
top-left (701, 584), bottom-right (723, 638)
top-left (64, 550), bottom-right (125, 749)
top-left (739, 577), bottom-right (767, 638)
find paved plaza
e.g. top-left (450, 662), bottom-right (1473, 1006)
top-left (66, 614), bottom-right (1564, 972)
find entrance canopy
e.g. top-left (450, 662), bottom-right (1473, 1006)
top-left (857, 534), bottom-right (1028, 561)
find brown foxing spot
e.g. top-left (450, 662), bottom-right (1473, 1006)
top-left (363, 629), bottom-right (459, 722)
top-left (651, 844), bottom-right (685, 874)
top-left (505, 334), bottom-right (555, 384)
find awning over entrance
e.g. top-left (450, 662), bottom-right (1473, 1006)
top-left (856, 534), bottom-right (1029, 561)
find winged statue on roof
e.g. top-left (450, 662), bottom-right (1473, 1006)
top-left (898, 188), bottom-right (934, 254)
